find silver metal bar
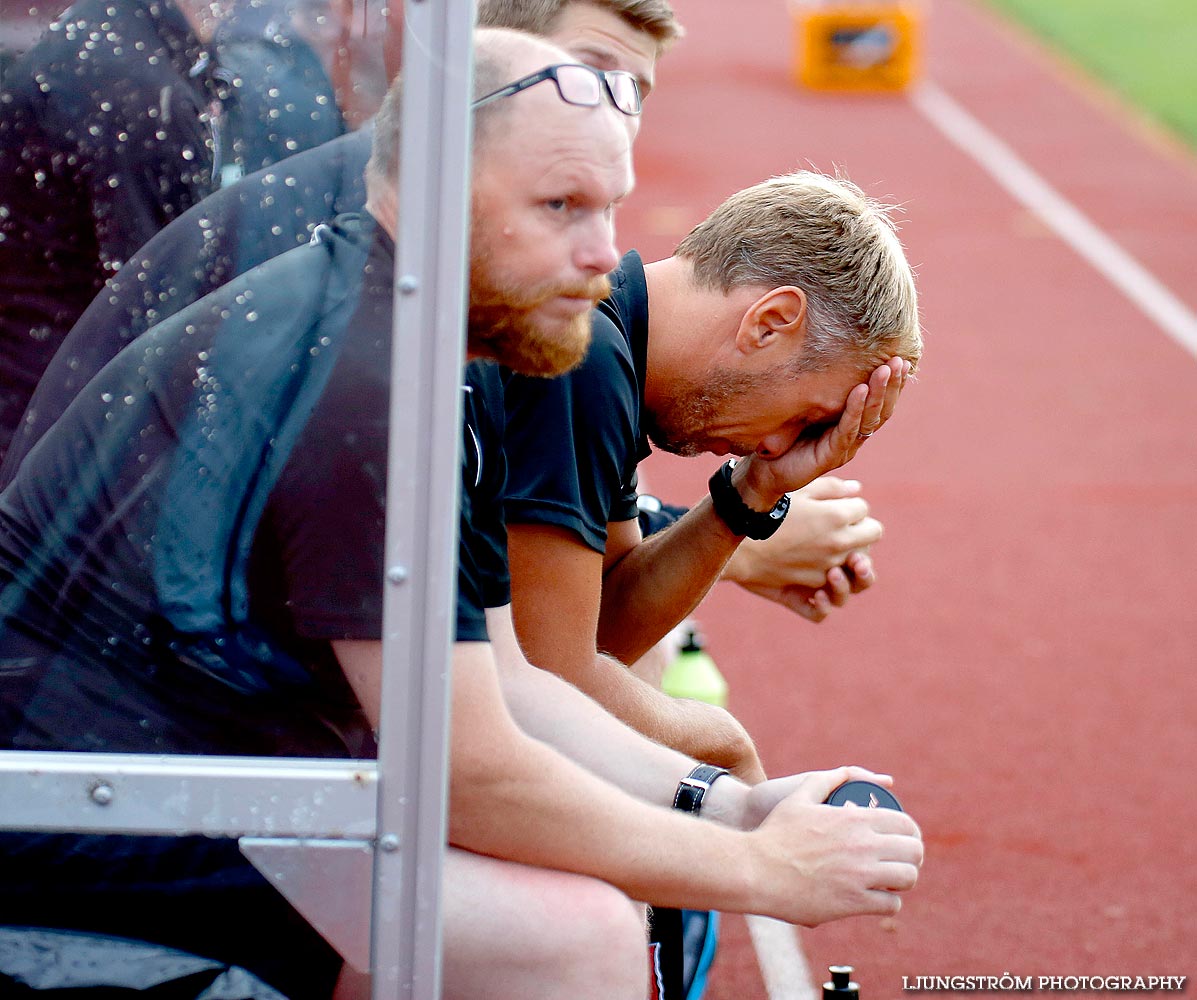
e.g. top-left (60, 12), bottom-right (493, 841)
top-left (0, 751), bottom-right (377, 837)
top-left (373, 1), bottom-right (476, 998)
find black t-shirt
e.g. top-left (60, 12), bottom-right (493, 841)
top-left (502, 250), bottom-right (652, 553)
top-left (0, 212), bottom-right (508, 758)
top-left (0, 0), bottom-right (224, 463)
top-left (458, 361), bottom-right (514, 635)
top-left (0, 130), bottom-right (372, 486)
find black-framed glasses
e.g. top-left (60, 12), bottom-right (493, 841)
top-left (472, 62), bottom-right (642, 117)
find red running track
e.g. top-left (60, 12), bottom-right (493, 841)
top-left (622, 0), bottom-right (1197, 994)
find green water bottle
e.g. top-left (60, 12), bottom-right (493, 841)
top-left (661, 623), bottom-right (728, 708)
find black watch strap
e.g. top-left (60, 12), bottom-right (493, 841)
top-left (708, 460), bottom-right (790, 540)
top-left (672, 764), bottom-right (730, 815)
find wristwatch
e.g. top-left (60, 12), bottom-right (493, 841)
top-left (707, 460), bottom-right (790, 540)
top-left (673, 763), bottom-right (730, 815)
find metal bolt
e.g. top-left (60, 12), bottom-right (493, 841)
top-left (379, 834), bottom-right (401, 853)
top-left (386, 565), bottom-right (408, 585)
top-left (90, 782), bottom-right (115, 806)
top-left (397, 275), bottom-right (419, 295)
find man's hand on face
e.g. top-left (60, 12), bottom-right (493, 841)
top-left (736, 357), bottom-right (912, 506)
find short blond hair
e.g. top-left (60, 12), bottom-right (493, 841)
top-left (477, 0), bottom-right (683, 51)
top-left (675, 171), bottom-right (922, 371)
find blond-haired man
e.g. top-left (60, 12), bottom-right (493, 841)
top-left (502, 170), bottom-right (920, 774)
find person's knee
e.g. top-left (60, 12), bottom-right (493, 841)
top-left (552, 877), bottom-right (645, 997)
top-left (443, 856), bottom-right (647, 1000)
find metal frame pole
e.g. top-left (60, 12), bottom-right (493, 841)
top-left (371, 1), bottom-right (476, 998)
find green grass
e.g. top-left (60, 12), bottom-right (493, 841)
top-left (984, 0), bottom-right (1197, 148)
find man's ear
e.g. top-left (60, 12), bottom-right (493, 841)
top-left (734, 286), bottom-right (808, 352)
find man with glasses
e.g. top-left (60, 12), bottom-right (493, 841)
top-left (0, 26), bottom-right (923, 1000)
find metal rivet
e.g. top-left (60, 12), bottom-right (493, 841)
top-left (90, 782), bottom-right (115, 806)
top-left (379, 834), bottom-right (400, 853)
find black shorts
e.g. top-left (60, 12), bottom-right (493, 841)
top-left (0, 832), bottom-right (342, 999)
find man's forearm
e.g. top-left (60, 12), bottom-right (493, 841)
top-left (489, 606), bottom-right (763, 791)
top-left (458, 720), bottom-right (763, 915)
top-left (450, 642), bottom-right (760, 912)
top-left (501, 654), bottom-right (755, 821)
top-left (597, 494), bottom-right (744, 665)
top-left (566, 650), bottom-right (764, 782)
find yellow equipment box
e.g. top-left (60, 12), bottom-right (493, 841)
top-left (792, 3), bottom-right (923, 92)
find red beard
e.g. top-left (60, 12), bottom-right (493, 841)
top-left (467, 268), bottom-right (611, 377)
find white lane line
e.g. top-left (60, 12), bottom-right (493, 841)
top-left (746, 914), bottom-right (820, 1000)
top-left (911, 82), bottom-right (1197, 362)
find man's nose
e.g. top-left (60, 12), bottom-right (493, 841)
top-left (576, 215), bottom-right (620, 276)
top-left (755, 429), bottom-right (799, 460)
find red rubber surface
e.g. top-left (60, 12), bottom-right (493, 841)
top-left (624, 0), bottom-right (1197, 993)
